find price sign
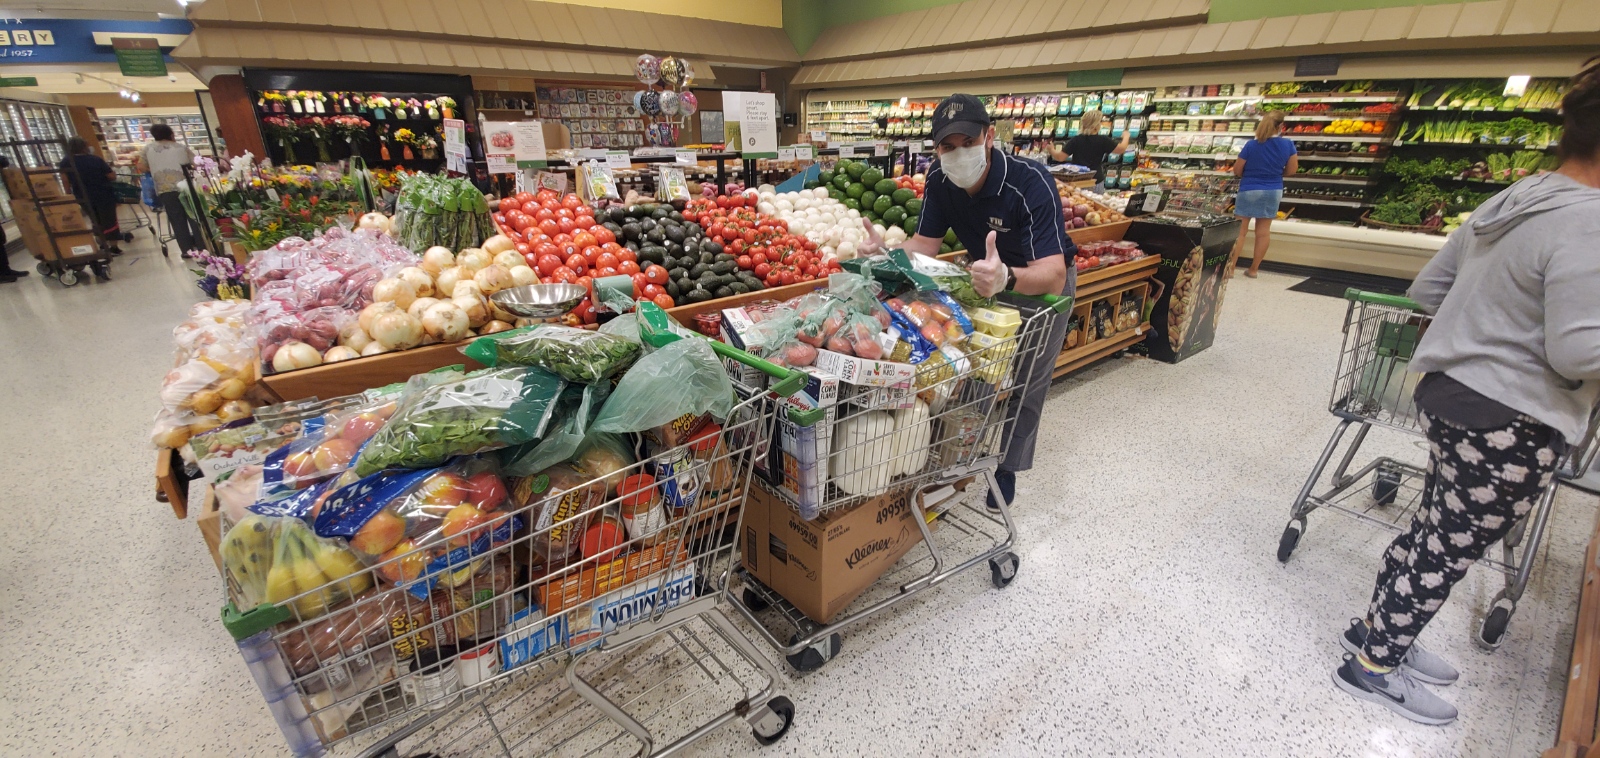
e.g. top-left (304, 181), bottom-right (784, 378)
top-left (837, 145), bottom-right (854, 157)
top-left (795, 145), bottom-right (815, 160)
top-left (675, 149), bottom-right (697, 165)
top-left (810, 130), bottom-right (827, 142)
top-left (605, 151), bottom-right (632, 170)
top-left (874, 141), bottom-right (889, 157)
top-left (777, 147), bottom-right (796, 161)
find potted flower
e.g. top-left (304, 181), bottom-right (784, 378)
top-left (297, 116), bottom-right (332, 162)
top-left (260, 92), bottom-right (289, 113)
top-left (369, 96), bottom-right (391, 120)
top-left (415, 132), bottom-right (439, 159)
top-left (394, 127), bottom-right (417, 159)
top-left (262, 116), bottom-right (301, 163)
top-left (436, 96), bottom-right (456, 119)
top-left (286, 90), bottom-right (304, 113)
top-left (408, 98), bottom-right (424, 120)
top-left (392, 97), bottom-right (407, 119)
top-left (378, 125), bottom-right (391, 161)
top-left (332, 115), bottom-right (371, 154)
top-left (425, 98), bottom-right (440, 120)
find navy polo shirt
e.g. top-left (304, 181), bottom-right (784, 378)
top-left (916, 147), bottom-right (1074, 273)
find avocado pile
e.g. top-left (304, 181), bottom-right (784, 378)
top-left (807, 159), bottom-right (959, 253)
top-left (598, 203), bottom-right (766, 303)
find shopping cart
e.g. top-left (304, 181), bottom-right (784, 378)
top-left (220, 305), bottom-right (811, 757)
top-left (730, 288), bottom-right (1071, 671)
top-left (1276, 289), bottom-right (1600, 649)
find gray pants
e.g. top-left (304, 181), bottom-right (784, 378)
top-left (999, 271), bottom-right (1075, 472)
top-left (159, 190), bottom-right (202, 256)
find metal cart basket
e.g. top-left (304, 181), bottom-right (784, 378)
top-left (1276, 289), bottom-right (1600, 649)
top-left (221, 308), bottom-right (810, 757)
top-left (731, 288), bottom-right (1071, 671)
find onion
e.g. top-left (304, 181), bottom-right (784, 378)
top-left (482, 234), bottom-right (516, 255)
top-left (453, 294), bottom-right (489, 328)
top-left (217, 400), bottom-right (254, 422)
top-left (359, 301), bottom-right (399, 335)
top-left (323, 346), bottom-right (360, 363)
top-left (452, 280), bottom-right (483, 300)
top-left (434, 266), bottom-right (465, 298)
top-left (474, 264), bottom-right (515, 295)
top-left (407, 296), bottom-right (441, 320)
top-left (357, 212), bottom-right (390, 233)
top-left (489, 300), bottom-right (518, 324)
top-left (421, 301), bottom-right (471, 342)
top-left (369, 311), bottom-right (424, 350)
top-left (373, 277), bottom-right (417, 311)
top-left (272, 340), bottom-right (323, 372)
top-left (395, 266), bottom-right (435, 298)
top-left (339, 323), bottom-right (374, 352)
top-left (360, 341), bottom-right (390, 356)
top-left (421, 246), bottom-right (455, 275)
top-left (493, 249), bottom-right (524, 271)
top-left (481, 319), bottom-right (514, 334)
top-left (509, 265), bottom-right (537, 287)
top-left (456, 248), bottom-right (491, 273)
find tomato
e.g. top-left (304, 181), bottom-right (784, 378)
top-left (728, 194), bottom-right (746, 208)
top-left (574, 215), bottom-right (594, 230)
top-left (592, 227), bottom-right (615, 245)
top-left (600, 241), bottom-right (622, 254)
top-left (765, 273), bottom-right (780, 287)
top-left (626, 272), bottom-right (647, 292)
top-left (561, 194), bottom-right (583, 210)
top-left (616, 248), bottom-right (637, 264)
top-left (564, 253), bottom-right (587, 272)
top-left (579, 301), bottom-right (597, 324)
top-left (509, 215), bottom-right (533, 233)
top-left (575, 275), bottom-right (593, 291)
top-left (594, 252), bottom-right (619, 270)
top-left (537, 219), bottom-right (560, 237)
top-left (533, 207), bottom-right (555, 222)
top-left (644, 265), bottom-right (669, 285)
top-left (653, 294), bottom-right (675, 310)
top-left (534, 241), bottom-right (559, 259)
top-left (556, 217), bottom-right (577, 234)
top-left (551, 266), bottom-right (577, 283)
top-left (729, 239), bottom-right (744, 255)
top-left (493, 212), bottom-right (507, 225)
top-left (715, 196), bottom-right (731, 209)
top-left (707, 223), bottom-right (724, 239)
top-left (596, 266), bottom-right (619, 277)
top-left (751, 251), bottom-right (767, 266)
top-left (615, 260), bottom-right (637, 276)
top-left (535, 189), bottom-right (556, 203)
top-left (535, 253), bottom-right (563, 276)
top-left (641, 283), bottom-right (663, 301)
top-left (736, 255), bottom-right (752, 270)
top-left (754, 262), bottom-right (771, 278)
top-left (572, 231), bottom-right (596, 249)
top-left (782, 271), bottom-right (797, 285)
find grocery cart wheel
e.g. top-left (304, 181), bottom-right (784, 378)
top-left (92, 262), bottom-right (111, 282)
top-left (1478, 596), bottom-right (1515, 650)
top-left (742, 587), bottom-right (771, 613)
top-left (1372, 467), bottom-right (1402, 506)
top-left (1277, 519), bottom-right (1305, 563)
top-left (35, 261), bottom-right (51, 276)
top-left (58, 268), bottom-right (79, 287)
top-left (786, 632), bottom-right (840, 672)
top-left (990, 552), bottom-right (1019, 589)
top-left (751, 695), bottom-right (795, 746)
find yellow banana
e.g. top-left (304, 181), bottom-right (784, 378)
top-left (306, 530), bottom-right (373, 598)
top-left (284, 523), bottom-right (333, 620)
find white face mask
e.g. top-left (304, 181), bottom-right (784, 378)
top-left (940, 143), bottom-right (988, 189)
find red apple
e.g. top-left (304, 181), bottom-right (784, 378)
top-left (284, 450), bottom-right (318, 480)
top-left (463, 471), bottom-right (508, 511)
top-left (350, 509), bottom-right (407, 556)
top-left (340, 412), bottom-right (385, 446)
top-left (376, 538), bottom-right (427, 584)
top-left (311, 438), bottom-right (358, 472)
top-left (441, 503), bottom-right (491, 548)
top-left (415, 472), bottom-right (468, 506)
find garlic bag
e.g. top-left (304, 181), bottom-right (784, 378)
top-left (830, 411), bottom-right (897, 496)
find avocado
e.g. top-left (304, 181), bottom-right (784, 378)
top-left (668, 267), bottom-right (689, 281)
top-left (891, 188), bottom-right (916, 206)
top-left (875, 179), bottom-right (898, 195)
top-left (621, 222), bottom-right (642, 241)
top-left (689, 263), bottom-right (711, 278)
top-left (665, 280), bottom-right (681, 299)
top-left (713, 286), bottom-right (734, 299)
top-left (683, 289), bottom-right (713, 303)
top-left (728, 282), bottom-right (751, 295)
top-left (638, 246), bottom-right (667, 264)
top-left (860, 190), bottom-right (877, 211)
top-left (701, 239), bottom-right (723, 256)
top-left (712, 260), bottom-right (737, 275)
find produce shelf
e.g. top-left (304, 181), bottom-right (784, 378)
top-left (1146, 130), bottom-right (1248, 138)
top-left (1393, 140), bottom-right (1557, 151)
top-left (1075, 255), bottom-right (1160, 301)
top-left (1053, 322), bottom-right (1149, 378)
top-left (1260, 95), bottom-right (1398, 103)
top-left (1285, 175), bottom-right (1377, 185)
top-left (1146, 167), bottom-right (1234, 176)
top-left (1285, 134), bottom-right (1387, 142)
top-left (1296, 154), bottom-right (1384, 163)
top-left (1283, 114), bottom-right (1394, 121)
top-left (1282, 196), bottom-right (1370, 208)
top-left (1149, 114), bottom-right (1254, 120)
top-left (1145, 151), bottom-right (1237, 159)
top-left (1152, 96), bottom-right (1254, 103)
top-left (1406, 106), bottom-right (1560, 114)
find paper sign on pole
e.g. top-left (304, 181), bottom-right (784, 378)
top-left (726, 91), bottom-right (778, 159)
top-left (675, 150), bottom-right (697, 165)
top-left (874, 141), bottom-right (889, 157)
top-left (777, 148), bottom-right (796, 161)
top-left (538, 171), bottom-right (568, 193)
top-left (795, 145), bottom-right (815, 160)
top-left (605, 151), bottom-right (632, 170)
top-left (483, 120), bottom-right (547, 171)
top-left (443, 118), bottom-right (468, 174)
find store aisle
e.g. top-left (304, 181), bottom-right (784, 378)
top-left (1, 260), bottom-right (1590, 757)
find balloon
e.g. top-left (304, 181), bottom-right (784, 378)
top-left (640, 91), bottom-right (662, 117)
top-left (678, 91), bottom-right (698, 116)
top-left (634, 54), bottom-right (661, 85)
top-left (632, 90), bottom-right (646, 115)
top-left (659, 90), bottom-right (680, 117)
top-left (659, 57), bottom-right (684, 88)
top-left (677, 60), bottom-right (696, 88)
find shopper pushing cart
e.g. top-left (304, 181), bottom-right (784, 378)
top-left (1290, 61), bottom-right (1600, 727)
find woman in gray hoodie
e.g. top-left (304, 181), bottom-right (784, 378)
top-left (1334, 60), bottom-right (1600, 726)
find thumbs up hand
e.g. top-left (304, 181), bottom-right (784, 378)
top-left (858, 218), bottom-right (885, 256)
top-left (969, 231), bottom-right (1007, 297)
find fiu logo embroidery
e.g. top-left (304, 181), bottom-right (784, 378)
top-left (988, 216), bottom-right (1010, 233)
top-left (941, 101), bottom-right (964, 119)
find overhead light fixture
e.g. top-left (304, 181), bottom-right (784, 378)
top-left (1504, 75), bottom-right (1530, 97)
top-left (130, 92), bottom-right (140, 102)
top-left (75, 74), bottom-right (83, 84)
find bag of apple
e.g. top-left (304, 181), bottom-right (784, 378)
top-left (258, 397), bottom-right (400, 501)
top-left (314, 457), bottom-right (520, 600)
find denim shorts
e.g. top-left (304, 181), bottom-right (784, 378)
top-left (1234, 189), bottom-right (1283, 219)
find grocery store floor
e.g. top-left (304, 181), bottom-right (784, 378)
top-left (2, 231), bottom-right (1595, 758)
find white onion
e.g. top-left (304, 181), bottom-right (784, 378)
top-left (421, 246), bottom-right (455, 275)
top-left (456, 248), bottom-right (491, 273)
top-left (323, 346), bottom-right (360, 363)
top-left (452, 280), bottom-right (483, 300)
top-left (407, 296), bottom-right (441, 320)
top-left (358, 301), bottom-right (399, 335)
top-left (272, 340), bottom-right (323, 372)
top-left (395, 266), bottom-right (434, 298)
top-left (338, 323), bottom-right (374, 352)
top-left (373, 277), bottom-right (417, 311)
top-left (481, 320), bottom-right (514, 334)
top-left (489, 300), bottom-right (518, 324)
top-left (369, 311), bottom-right (423, 350)
top-left (493, 249), bottom-right (524, 271)
top-left (474, 264), bottom-right (515, 295)
top-left (812, 187), bottom-right (828, 199)
top-left (434, 265), bottom-right (466, 297)
top-left (758, 202), bottom-right (776, 215)
top-left (360, 341), bottom-right (390, 356)
top-left (358, 212), bottom-right (389, 233)
top-left (510, 266), bottom-right (537, 287)
top-left (482, 234), bottom-right (516, 255)
top-left (421, 301), bottom-right (471, 342)
top-left (453, 294), bottom-right (489, 328)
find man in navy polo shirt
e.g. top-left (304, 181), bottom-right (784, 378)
top-left (863, 92), bottom-right (1075, 511)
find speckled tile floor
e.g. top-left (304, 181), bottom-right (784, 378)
top-left (1, 234), bottom-right (1592, 758)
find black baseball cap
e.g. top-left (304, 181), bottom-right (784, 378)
top-left (930, 93), bottom-right (991, 144)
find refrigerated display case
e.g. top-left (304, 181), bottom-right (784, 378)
top-left (100, 114), bottom-right (215, 167)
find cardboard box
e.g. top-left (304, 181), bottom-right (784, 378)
top-left (813, 348), bottom-right (917, 388)
top-left (741, 483), bottom-right (922, 624)
top-left (39, 201), bottom-right (91, 233)
top-left (3, 166), bottom-right (65, 199)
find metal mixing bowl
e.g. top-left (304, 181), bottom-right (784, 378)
top-left (491, 283), bottom-right (587, 318)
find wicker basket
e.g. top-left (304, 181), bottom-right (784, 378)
top-left (1358, 211), bottom-right (1445, 234)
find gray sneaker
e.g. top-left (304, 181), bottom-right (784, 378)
top-left (1341, 618), bottom-right (1459, 686)
top-left (1334, 654), bottom-right (1458, 725)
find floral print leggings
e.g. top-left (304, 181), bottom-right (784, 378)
top-left (1362, 412), bottom-right (1565, 668)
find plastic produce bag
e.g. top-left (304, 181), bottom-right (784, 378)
top-left (259, 398), bottom-right (398, 501)
top-left (597, 310), bottom-right (696, 344)
top-left (221, 514), bottom-right (373, 621)
top-left (463, 324), bottom-right (639, 384)
top-left (592, 337), bottom-right (734, 434)
top-left (315, 458), bottom-right (518, 599)
top-left (827, 271), bottom-right (882, 316)
top-left (354, 366), bottom-right (567, 475)
top-left (499, 381), bottom-right (610, 477)
top-left (509, 464), bottom-right (606, 565)
top-left (571, 431), bottom-right (636, 497)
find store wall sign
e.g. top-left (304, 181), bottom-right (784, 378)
top-left (113, 37), bottom-right (167, 77)
top-left (0, 76), bottom-right (39, 87)
top-left (1295, 55), bottom-right (1342, 78)
top-left (0, 18), bottom-right (189, 64)
top-left (1067, 68), bottom-right (1125, 88)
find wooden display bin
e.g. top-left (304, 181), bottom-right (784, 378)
top-left (1545, 506), bottom-right (1600, 758)
top-left (1068, 219), bottom-right (1133, 245)
top-left (261, 340), bottom-right (488, 402)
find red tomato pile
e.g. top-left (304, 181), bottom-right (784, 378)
top-left (491, 190), bottom-right (673, 318)
top-left (684, 196), bottom-right (844, 287)
top-left (894, 174), bottom-right (926, 198)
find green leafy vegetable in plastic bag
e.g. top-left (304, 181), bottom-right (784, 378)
top-left (591, 336), bottom-right (734, 434)
top-left (464, 324), bottom-right (639, 384)
top-left (498, 380), bottom-right (609, 476)
top-left (355, 366), bottom-right (566, 475)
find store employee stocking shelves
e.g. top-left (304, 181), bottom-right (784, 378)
top-left (862, 93), bottom-right (1075, 511)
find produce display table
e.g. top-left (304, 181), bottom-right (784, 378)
top-left (1546, 506), bottom-right (1600, 758)
top-left (1054, 255), bottom-right (1159, 378)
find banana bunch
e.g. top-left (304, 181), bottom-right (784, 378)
top-left (224, 515), bottom-right (373, 620)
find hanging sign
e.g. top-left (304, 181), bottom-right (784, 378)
top-left (442, 118), bottom-right (467, 174)
top-left (482, 120), bottom-right (547, 171)
top-left (112, 37), bottom-right (166, 76)
top-left (725, 91), bottom-right (778, 159)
